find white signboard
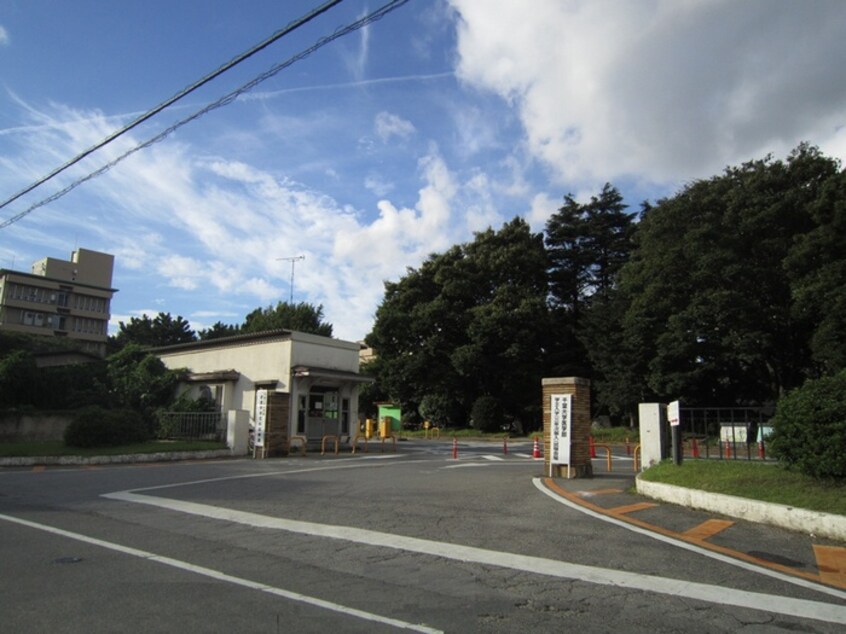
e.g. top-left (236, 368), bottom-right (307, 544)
top-left (668, 400), bottom-right (681, 427)
top-left (550, 394), bottom-right (572, 465)
top-left (255, 389), bottom-right (268, 448)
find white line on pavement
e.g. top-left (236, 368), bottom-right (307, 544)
top-left (101, 489), bottom-right (846, 626)
top-left (532, 478), bottom-right (846, 602)
top-left (0, 512), bottom-right (442, 634)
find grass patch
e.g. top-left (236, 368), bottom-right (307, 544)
top-left (0, 440), bottom-right (227, 458)
top-left (640, 459), bottom-right (846, 516)
top-left (590, 427), bottom-right (638, 443)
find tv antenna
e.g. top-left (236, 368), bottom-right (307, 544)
top-left (277, 255), bottom-right (305, 304)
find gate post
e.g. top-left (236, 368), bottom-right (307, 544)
top-left (542, 377), bottom-right (592, 479)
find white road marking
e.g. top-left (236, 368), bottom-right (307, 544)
top-left (532, 478), bottom-right (846, 602)
top-left (100, 489), bottom-right (846, 625)
top-left (0, 512), bottom-right (441, 634)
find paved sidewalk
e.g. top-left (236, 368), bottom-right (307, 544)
top-left (542, 470), bottom-right (846, 593)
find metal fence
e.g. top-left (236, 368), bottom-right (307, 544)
top-left (680, 407), bottom-right (775, 461)
top-left (157, 411), bottom-right (224, 441)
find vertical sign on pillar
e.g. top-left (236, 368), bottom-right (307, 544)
top-left (255, 389), bottom-right (268, 449)
top-left (550, 394), bottom-right (572, 472)
top-left (668, 399), bottom-right (681, 465)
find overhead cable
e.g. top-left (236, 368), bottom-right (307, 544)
top-left (0, 0), bottom-right (345, 213)
top-left (0, 0), bottom-right (411, 230)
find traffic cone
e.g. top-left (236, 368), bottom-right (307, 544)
top-left (532, 437), bottom-right (541, 459)
top-left (452, 436), bottom-right (458, 459)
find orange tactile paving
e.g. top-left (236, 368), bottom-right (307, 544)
top-left (683, 519), bottom-right (735, 541)
top-left (814, 545), bottom-right (846, 588)
top-left (608, 502), bottom-right (658, 515)
top-left (543, 478), bottom-right (846, 591)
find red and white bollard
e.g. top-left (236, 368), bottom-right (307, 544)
top-left (503, 437), bottom-right (509, 455)
top-left (692, 437), bottom-right (700, 458)
top-left (452, 436), bottom-right (458, 459)
top-left (532, 436), bottom-right (541, 459)
top-left (589, 435), bottom-right (597, 458)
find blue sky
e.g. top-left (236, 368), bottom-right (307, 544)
top-left (1, 0), bottom-right (845, 342)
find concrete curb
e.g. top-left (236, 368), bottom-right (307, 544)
top-left (0, 449), bottom-right (236, 467)
top-left (636, 475), bottom-right (846, 542)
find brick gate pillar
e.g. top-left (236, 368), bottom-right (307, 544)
top-left (542, 377), bottom-right (592, 478)
top-left (264, 392), bottom-right (290, 457)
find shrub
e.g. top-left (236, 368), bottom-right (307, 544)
top-left (64, 407), bottom-right (150, 448)
top-left (769, 369), bottom-right (846, 480)
top-left (470, 395), bottom-right (504, 433)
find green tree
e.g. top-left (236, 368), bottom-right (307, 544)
top-left (114, 312), bottom-right (196, 348)
top-left (367, 218), bottom-right (549, 429)
top-left (241, 302), bottom-right (333, 337)
top-left (608, 145), bottom-right (838, 412)
top-left (544, 184), bottom-right (635, 380)
top-left (106, 344), bottom-right (179, 428)
top-left (784, 162), bottom-right (846, 375)
top-left (198, 321), bottom-right (241, 340)
top-left (769, 369), bottom-right (846, 480)
top-left (0, 350), bottom-right (38, 407)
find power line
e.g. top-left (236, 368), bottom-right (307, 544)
top-left (0, 0), bottom-right (346, 214)
top-left (0, 0), bottom-right (411, 230)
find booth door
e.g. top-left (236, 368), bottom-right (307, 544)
top-left (305, 388), bottom-right (340, 443)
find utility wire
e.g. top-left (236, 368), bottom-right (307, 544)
top-left (0, 0), bottom-right (411, 230)
top-left (0, 0), bottom-right (345, 213)
top-left (3, 0), bottom-right (411, 229)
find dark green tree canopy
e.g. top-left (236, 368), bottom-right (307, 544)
top-left (608, 144), bottom-right (843, 411)
top-left (367, 217), bottom-right (549, 429)
top-left (544, 183), bottom-right (636, 379)
top-left (241, 302), bottom-right (333, 337)
top-left (197, 321), bottom-right (241, 341)
top-left (114, 312), bottom-right (196, 348)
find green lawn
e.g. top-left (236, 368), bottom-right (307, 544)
top-left (0, 439), bottom-right (227, 458)
top-left (639, 459), bottom-right (846, 516)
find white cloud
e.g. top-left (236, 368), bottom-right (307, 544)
top-left (450, 0), bottom-right (846, 187)
top-left (374, 111), bottom-right (416, 143)
top-left (1, 99), bottom-right (487, 341)
top-left (364, 173), bottom-right (394, 197)
top-left (525, 192), bottom-right (557, 232)
top-left (0, 25), bottom-right (9, 46)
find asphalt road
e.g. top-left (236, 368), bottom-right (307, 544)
top-left (1, 439), bottom-right (844, 633)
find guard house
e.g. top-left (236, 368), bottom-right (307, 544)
top-left (153, 330), bottom-right (373, 456)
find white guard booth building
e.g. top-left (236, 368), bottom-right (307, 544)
top-left (153, 330), bottom-right (373, 457)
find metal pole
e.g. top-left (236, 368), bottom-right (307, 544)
top-left (277, 255), bottom-right (305, 303)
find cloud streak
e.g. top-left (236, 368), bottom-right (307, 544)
top-left (451, 0), bottom-right (846, 187)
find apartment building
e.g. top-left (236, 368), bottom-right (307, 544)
top-left (0, 248), bottom-right (117, 357)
